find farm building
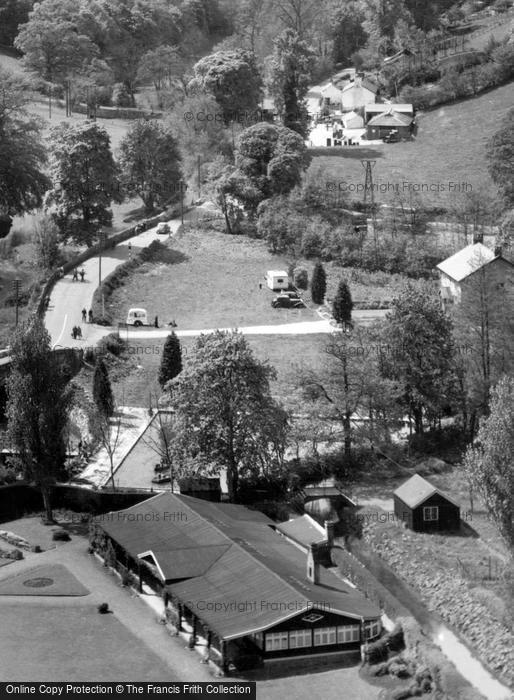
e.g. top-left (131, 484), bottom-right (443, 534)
top-left (91, 492), bottom-right (382, 673)
top-left (366, 109), bottom-right (413, 140)
top-left (342, 77), bottom-right (379, 111)
top-left (394, 474), bottom-right (461, 532)
top-left (364, 103), bottom-right (413, 123)
top-left (320, 82), bottom-right (344, 106)
top-left (266, 270), bottom-right (289, 290)
top-left (436, 242), bottom-right (514, 309)
top-left (342, 110), bottom-right (365, 129)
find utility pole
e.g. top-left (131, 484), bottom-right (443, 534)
top-left (361, 159), bottom-right (378, 266)
top-left (12, 279), bottom-right (21, 327)
top-left (197, 155), bottom-right (201, 201)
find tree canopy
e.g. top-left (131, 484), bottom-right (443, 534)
top-left (6, 318), bottom-right (72, 522)
top-left (45, 121), bottom-right (122, 246)
top-left (119, 120), bottom-right (183, 213)
top-left (166, 330), bottom-right (289, 502)
top-left (0, 69), bottom-right (50, 216)
top-left (487, 106), bottom-right (514, 207)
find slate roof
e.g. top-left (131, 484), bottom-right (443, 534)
top-left (98, 493), bottom-right (380, 640)
top-left (394, 474), bottom-right (460, 510)
top-left (342, 79), bottom-right (378, 94)
top-left (275, 514), bottom-right (327, 549)
top-left (436, 242), bottom-right (497, 282)
top-left (365, 103), bottom-right (413, 114)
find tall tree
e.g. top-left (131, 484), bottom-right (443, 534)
top-left (219, 122), bottom-right (310, 224)
top-left (93, 359), bottom-right (114, 418)
top-left (119, 120), bottom-right (183, 214)
top-left (158, 332), bottom-right (183, 389)
top-left (487, 107), bottom-right (514, 207)
top-left (189, 49), bottom-right (263, 119)
top-left (6, 319), bottom-right (72, 522)
top-left (14, 0), bottom-right (99, 85)
top-left (167, 330), bottom-right (289, 502)
top-left (136, 45), bottom-right (190, 94)
top-left (381, 283), bottom-right (458, 434)
top-left (332, 279), bottom-right (353, 328)
top-left (463, 376), bottom-right (514, 552)
top-left (268, 28), bottom-right (315, 137)
top-left (0, 0), bottom-right (33, 47)
top-left (0, 69), bottom-right (50, 216)
top-left (310, 261), bottom-right (326, 304)
top-left (45, 122), bottom-right (122, 246)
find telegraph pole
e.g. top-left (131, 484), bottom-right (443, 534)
top-left (12, 279), bottom-right (21, 327)
top-left (361, 159), bottom-right (378, 265)
top-left (197, 155), bottom-right (201, 201)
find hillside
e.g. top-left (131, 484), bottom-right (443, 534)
top-left (308, 80), bottom-right (513, 208)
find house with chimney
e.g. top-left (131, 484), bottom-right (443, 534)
top-left (436, 242), bottom-right (514, 310)
top-left (91, 493), bottom-right (382, 673)
top-left (341, 77), bottom-right (379, 111)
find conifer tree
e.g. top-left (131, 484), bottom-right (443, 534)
top-left (93, 359), bottom-right (114, 417)
top-left (333, 279), bottom-right (353, 327)
top-left (310, 261), bottom-right (327, 304)
top-left (159, 332), bottom-right (183, 388)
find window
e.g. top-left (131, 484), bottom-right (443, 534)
top-left (265, 632), bottom-right (288, 652)
top-left (423, 506), bottom-right (439, 521)
top-left (289, 629), bottom-right (312, 649)
top-left (337, 625), bottom-right (361, 643)
top-left (313, 626), bottom-right (337, 646)
top-left (250, 632), bottom-right (263, 649)
top-left (277, 278), bottom-right (284, 284)
top-left (364, 620), bottom-right (381, 640)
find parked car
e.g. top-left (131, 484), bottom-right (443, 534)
top-left (272, 294), bottom-right (304, 309)
top-left (383, 130), bottom-right (400, 143)
top-left (126, 307), bottom-right (148, 326)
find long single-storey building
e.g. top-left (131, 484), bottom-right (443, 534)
top-left (91, 493), bottom-right (382, 672)
top-left (394, 474), bottom-right (461, 532)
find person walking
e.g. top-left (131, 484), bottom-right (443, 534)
top-left (154, 315), bottom-right (159, 328)
top-left (72, 268), bottom-right (78, 281)
top-left (88, 309), bottom-right (93, 323)
top-left (82, 308), bottom-right (87, 323)
top-left (128, 241), bottom-right (132, 259)
top-left (77, 326), bottom-right (82, 339)
top-left (79, 267), bottom-right (85, 282)
top-left (71, 326), bottom-right (77, 339)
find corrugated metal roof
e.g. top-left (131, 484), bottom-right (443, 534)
top-left (436, 243), bottom-right (496, 282)
top-left (394, 474), bottom-right (460, 509)
top-left (98, 493), bottom-right (380, 639)
top-left (367, 110), bottom-right (413, 126)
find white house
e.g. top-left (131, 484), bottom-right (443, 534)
top-left (342, 110), bottom-right (364, 129)
top-left (341, 77), bottom-right (379, 111)
top-left (266, 270), bottom-right (289, 291)
top-left (320, 82), bottom-right (344, 106)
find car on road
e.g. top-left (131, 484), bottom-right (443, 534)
top-left (156, 222), bottom-right (170, 235)
top-left (272, 293), bottom-right (304, 309)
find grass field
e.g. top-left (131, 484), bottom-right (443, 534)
top-left (107, 332), bottom-right (328, 408)
top-left (309, 81), bottom-right (513, 208)
top-left (106, 227), bottom-right (318, 331)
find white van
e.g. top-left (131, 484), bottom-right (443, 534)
top-left (126, 308), bottom-right (148, 326)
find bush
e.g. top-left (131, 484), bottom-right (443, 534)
top-left (52, 529), bottom-right (71, 542)
top-left (293, 266), bottom-right (309, 289)
top-left (98, 602), bottom-right (109, 614)
top-left (112, 83), bottom-right (132, 107)
top-left (97, 333), bottom-right (127, 358)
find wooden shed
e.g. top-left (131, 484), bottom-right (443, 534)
top-left (394, 474), bottom-right (460, 532)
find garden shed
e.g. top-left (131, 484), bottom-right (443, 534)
top-left (394, 474), bottom-right (461, 532)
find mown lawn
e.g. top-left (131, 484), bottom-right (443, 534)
top-left (106, 226), bottom-right (318, 331)
top-left (309, 82), bottom-right (513, 208)
top-left (109, 333), bottom-right (328, 408)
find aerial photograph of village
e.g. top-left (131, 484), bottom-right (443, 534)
top-left (0, 0), bottom-right (513, 698)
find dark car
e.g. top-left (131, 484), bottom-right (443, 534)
top-left (272, 294), bottom-right (304, 309)
top-left (383, 130), bottom-right (400, 143)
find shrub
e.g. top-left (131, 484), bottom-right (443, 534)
top-left (293, 266), bottom-right (308, 289)
top-left (112, 83), bottom-right (132, 107)
top-left (310, 261), bottom-right (327, 304)
top-left (97, 333), bottom-right (126, 358)
top-left (98, 602), bottom-right (109, 614)
top-left (52, 529), bottom-right (71, 542)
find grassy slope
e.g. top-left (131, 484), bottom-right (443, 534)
top-left (309, 81), bottom-right (513, 207)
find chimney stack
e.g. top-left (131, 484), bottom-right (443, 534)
top-left (307, 543), bottom-right (320, 584)
top-left (325, 520), bottom-right (335, 547)
top-left (494, 246), bottom-right (502, 257)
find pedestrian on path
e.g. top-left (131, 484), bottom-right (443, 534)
top-left (71, 326), bottom-right (77, 339)
top-left (72, 268), bottom-right (78, 281)
top-left (82, 308), bottom-right (87, 323)
top-left (88, 309), bottom-right (93, 323)
top-left (154, 315), bottom-right (159, 328)
top-left (128, 241), bottom-right (132, 258)
top-left (80, 267), bottom-right (85, 282)
top-left (76, 326), bottom-right (82, 339)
